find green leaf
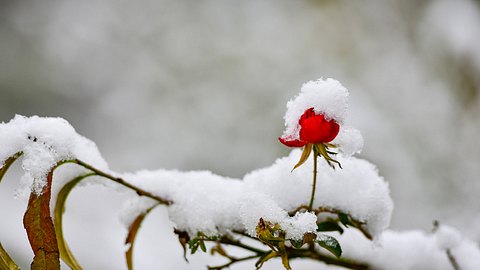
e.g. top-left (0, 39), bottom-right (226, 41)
top-left (188, 238), bottom-right (198, 246)
top-left (317, 221), bottom-right (344, 234)
top-left (125, 204), bottom-right (158, 270)
top-left (0, 242), bottom-right (20, 270)
top-left (316, 234), bottom-right (342, 258)
top-left (190, 243), bottom-right (199, 254)
top-left (290, 239), bottom-right (303, 249)
top-left (255, 251), bottom-right (276, 269)
top-left (0, 152), bottom-right (22, 184)
top-left (54, 174), bottom-right (95, 270)
top-left (23, 170), bottom-right (60, 270)
top-left (338, 213), bottom-right (352, 227)
top-left (189, 239), bottom-right (206, 255)
top-left (199, 240), bottom-right (207, 253)
top-left (291, 144), bottom-right (313, 172)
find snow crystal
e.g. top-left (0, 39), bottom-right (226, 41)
top-left (282, 78), bottom-right (349, 142)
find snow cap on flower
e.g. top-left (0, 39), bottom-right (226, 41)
top-left (281, 78), bottom-right (349, 143)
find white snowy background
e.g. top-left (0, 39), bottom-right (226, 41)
top-left (1, 0), bottom-right (480, 269)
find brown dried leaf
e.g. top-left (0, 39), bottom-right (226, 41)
top-left (174, 229), bottom-right (190, 262)
top-left (291, 144), bottom-right (313, 172)
top-left (210, 244), bottom-right (228, 257)
top-left (23, 170), bottom-right (60, 270)
top-left (125, 204), bottom-right (158, 270)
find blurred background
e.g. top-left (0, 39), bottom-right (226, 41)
top-left (1, 0), bottom-right (479, 269)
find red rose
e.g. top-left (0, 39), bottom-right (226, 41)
top-left (279, 108), bottom-right (339, 147)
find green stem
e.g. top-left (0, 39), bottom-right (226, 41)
top-left (308, 148), bottom-right (318, 211)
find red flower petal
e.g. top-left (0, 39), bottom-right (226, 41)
top-left (279, 108), bottom-right (340, 148)
top-left (322, 119), bottom-right (340, 143)
top-left (299, 108), bottom-right (316, 125)
top-left (278, 137), bottom-right (307, 147)
top-left (298, 108), bottom-right (340, 144)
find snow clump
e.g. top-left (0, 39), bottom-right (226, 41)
top-left (0, 115), bottom-right (108, 194)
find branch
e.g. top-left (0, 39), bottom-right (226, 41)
top-left (205, 233), bottom-right (369, 270)
top-left (65, 159), bottom-right (172, 205)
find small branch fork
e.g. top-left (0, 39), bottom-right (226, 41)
top-left (204, 233), bottom-right (369, 270)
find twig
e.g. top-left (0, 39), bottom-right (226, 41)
top-left (433, 221), bottom-right (461, 270)
top-left (63, 159), bottom-right (172, 205)
top-left (446, 249), bottom-right (461, 270)
top-left (213, 237), bottom-right (268, 254)
top-left (208, 255), bottom-right (260, 270)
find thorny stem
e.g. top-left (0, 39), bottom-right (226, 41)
top-left (308, 148), bottom-right (318, 211)
top-left (62, 159), bottom-right (172, 205)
